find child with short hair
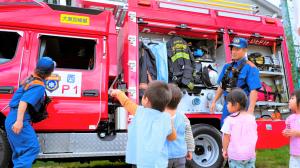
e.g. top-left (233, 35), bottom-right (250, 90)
top-left (283, 89), bottom-right (300, 168)
top-left (110, 80), bottom-right (176, 168)
top-left (166, 84), bottom-right (195, 168)
top-left (221, 88), bottom-right (257, 168)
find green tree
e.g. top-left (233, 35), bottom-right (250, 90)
top-left (281, 0), bottom-right (299, 88)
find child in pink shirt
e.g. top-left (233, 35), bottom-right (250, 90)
top-left (283, 89), bottom-right (300, 168)
top-left (221, 88), bottom-right (257, 168)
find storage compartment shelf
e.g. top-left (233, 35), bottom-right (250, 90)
top-left (256, 101), bottom-right (288, 106)
top-left (259, 71), bottom-right (283, 77)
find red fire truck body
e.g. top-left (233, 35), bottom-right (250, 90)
top-left (0, 1), bottom-right (292, 167)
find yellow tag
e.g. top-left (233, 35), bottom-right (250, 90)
top-left (60, 14), bottom-right (90, 26)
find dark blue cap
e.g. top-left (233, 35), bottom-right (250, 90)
top-left (36, 57), bottom-right (55, 73)
top-left (229, 37), bottom-right (248, 48)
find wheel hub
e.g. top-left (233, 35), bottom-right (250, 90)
top-left (193, 134), bottom-right (219, 167)
top-left (195, 145), bottom-right (205, 155)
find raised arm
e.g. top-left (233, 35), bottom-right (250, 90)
top-left (111, 89), bottom-right (138, 115)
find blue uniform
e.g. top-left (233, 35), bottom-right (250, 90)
top-left (5, 84), bottom-right (45, 168)
top-left (217, 58), bottom-right (261, 125)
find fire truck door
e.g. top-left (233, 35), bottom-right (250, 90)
top-left (28, 33), bottom-right (103, 131)
top-left (0, 30), bottom-right (29, 116)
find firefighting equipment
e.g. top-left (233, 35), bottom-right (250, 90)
top-left (139, 42), bottom-right (157, 84)
top-left (202, 65), bottom-right (218, 88)
top-left (257, 82), bottom-right (274, 102)
top-left (167, 36), bottom-right (194, 89)
top-left (193, 48), bottom-right (205, 58)
top-left (248, 52), bottom-right (264, 67)
top-left (271, 108), bottom-right (282, 120)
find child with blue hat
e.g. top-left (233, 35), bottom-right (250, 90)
top-left (5, 57), bottom-right (55, 167)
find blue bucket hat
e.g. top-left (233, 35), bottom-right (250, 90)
top-left (36, 57), bottom-right (56, 73)
top-left (229, 37), bottom-right (248, 48)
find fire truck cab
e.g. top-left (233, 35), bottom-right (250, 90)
top-left (0, 1), bottom-right (293, 168)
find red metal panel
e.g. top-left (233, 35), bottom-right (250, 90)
top-left (122, 11), bottom-right (139, 102)
top-left (256, 120), bottom-right (289, 149)
top-left (0, 29), bottom-right (29, 116)
top-left (0, 2), bottom-right (113, 36)
top-left (223, 30), bottom-right (232, 62)
top-left (282, 35), bottom-right (295, 94)
top-left (131, 1), bottom-right (218, 31)
top-left (29, 33), bottom-right (105, 131)
top-left (186, 114), bottom-right (222, 120)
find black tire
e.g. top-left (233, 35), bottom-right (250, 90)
top-left (186, 124), bottom-right (223, 168)
top-left (0, 129), bottom-right (12, 168)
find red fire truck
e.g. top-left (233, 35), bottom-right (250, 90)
top-left (0, 0), bottom-right (292, 167)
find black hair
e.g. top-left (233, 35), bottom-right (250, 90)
top-left (226, 88), bottom-right (248, 111)
top-left (291, 89), bottom-right (300, 108)
top-left (167, 83), bottom-right (182, 109)
top-left (34, 69), bottom-right (53, 79)
top-left (144, 81), bottom-right (172, 112)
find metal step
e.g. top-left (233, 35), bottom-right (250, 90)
top-left (37, 132), bottom-right (127, 159)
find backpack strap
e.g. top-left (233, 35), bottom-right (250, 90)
top-left (231, 59), bottom-right (247, 90)
top-left (221, 59), bottom-right (249, 91)
top-left (23, 75), bottom-right (45, 91)
top-left (221, 62), bottom-right (234, 90)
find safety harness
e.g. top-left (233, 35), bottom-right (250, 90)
top-left (221, 60), bottom-right (248, 92)
top-left (22, 75), bottom-right (50, 123)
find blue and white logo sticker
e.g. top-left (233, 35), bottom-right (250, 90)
top-left (233, 38), bottom-right (240, 44)
top-left (46, 74), bottom-right (61, 92)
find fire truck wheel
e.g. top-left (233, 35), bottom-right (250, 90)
top-left (0, 129), bottom-right (12, 168)
top-left (186, 124), bottom-right (223, 168)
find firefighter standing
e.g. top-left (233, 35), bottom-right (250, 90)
top-left (5, 57), bottom-right (55, 168)
top-left (210, 37), bottom-right (261, 125)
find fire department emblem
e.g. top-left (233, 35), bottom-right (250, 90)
top-left (46, 74), bottom-right (61, 92)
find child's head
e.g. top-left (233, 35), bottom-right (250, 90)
top-left (226, 88), bottom-right (248, 113)
top-left (166, 83), bottom-right (182, 110)
top-left (35, 57), bottom-right (56, 79)
top-left (289, 89), bottom-right (300, 112)
top-left (142, 81), bottom-right (172, 112)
